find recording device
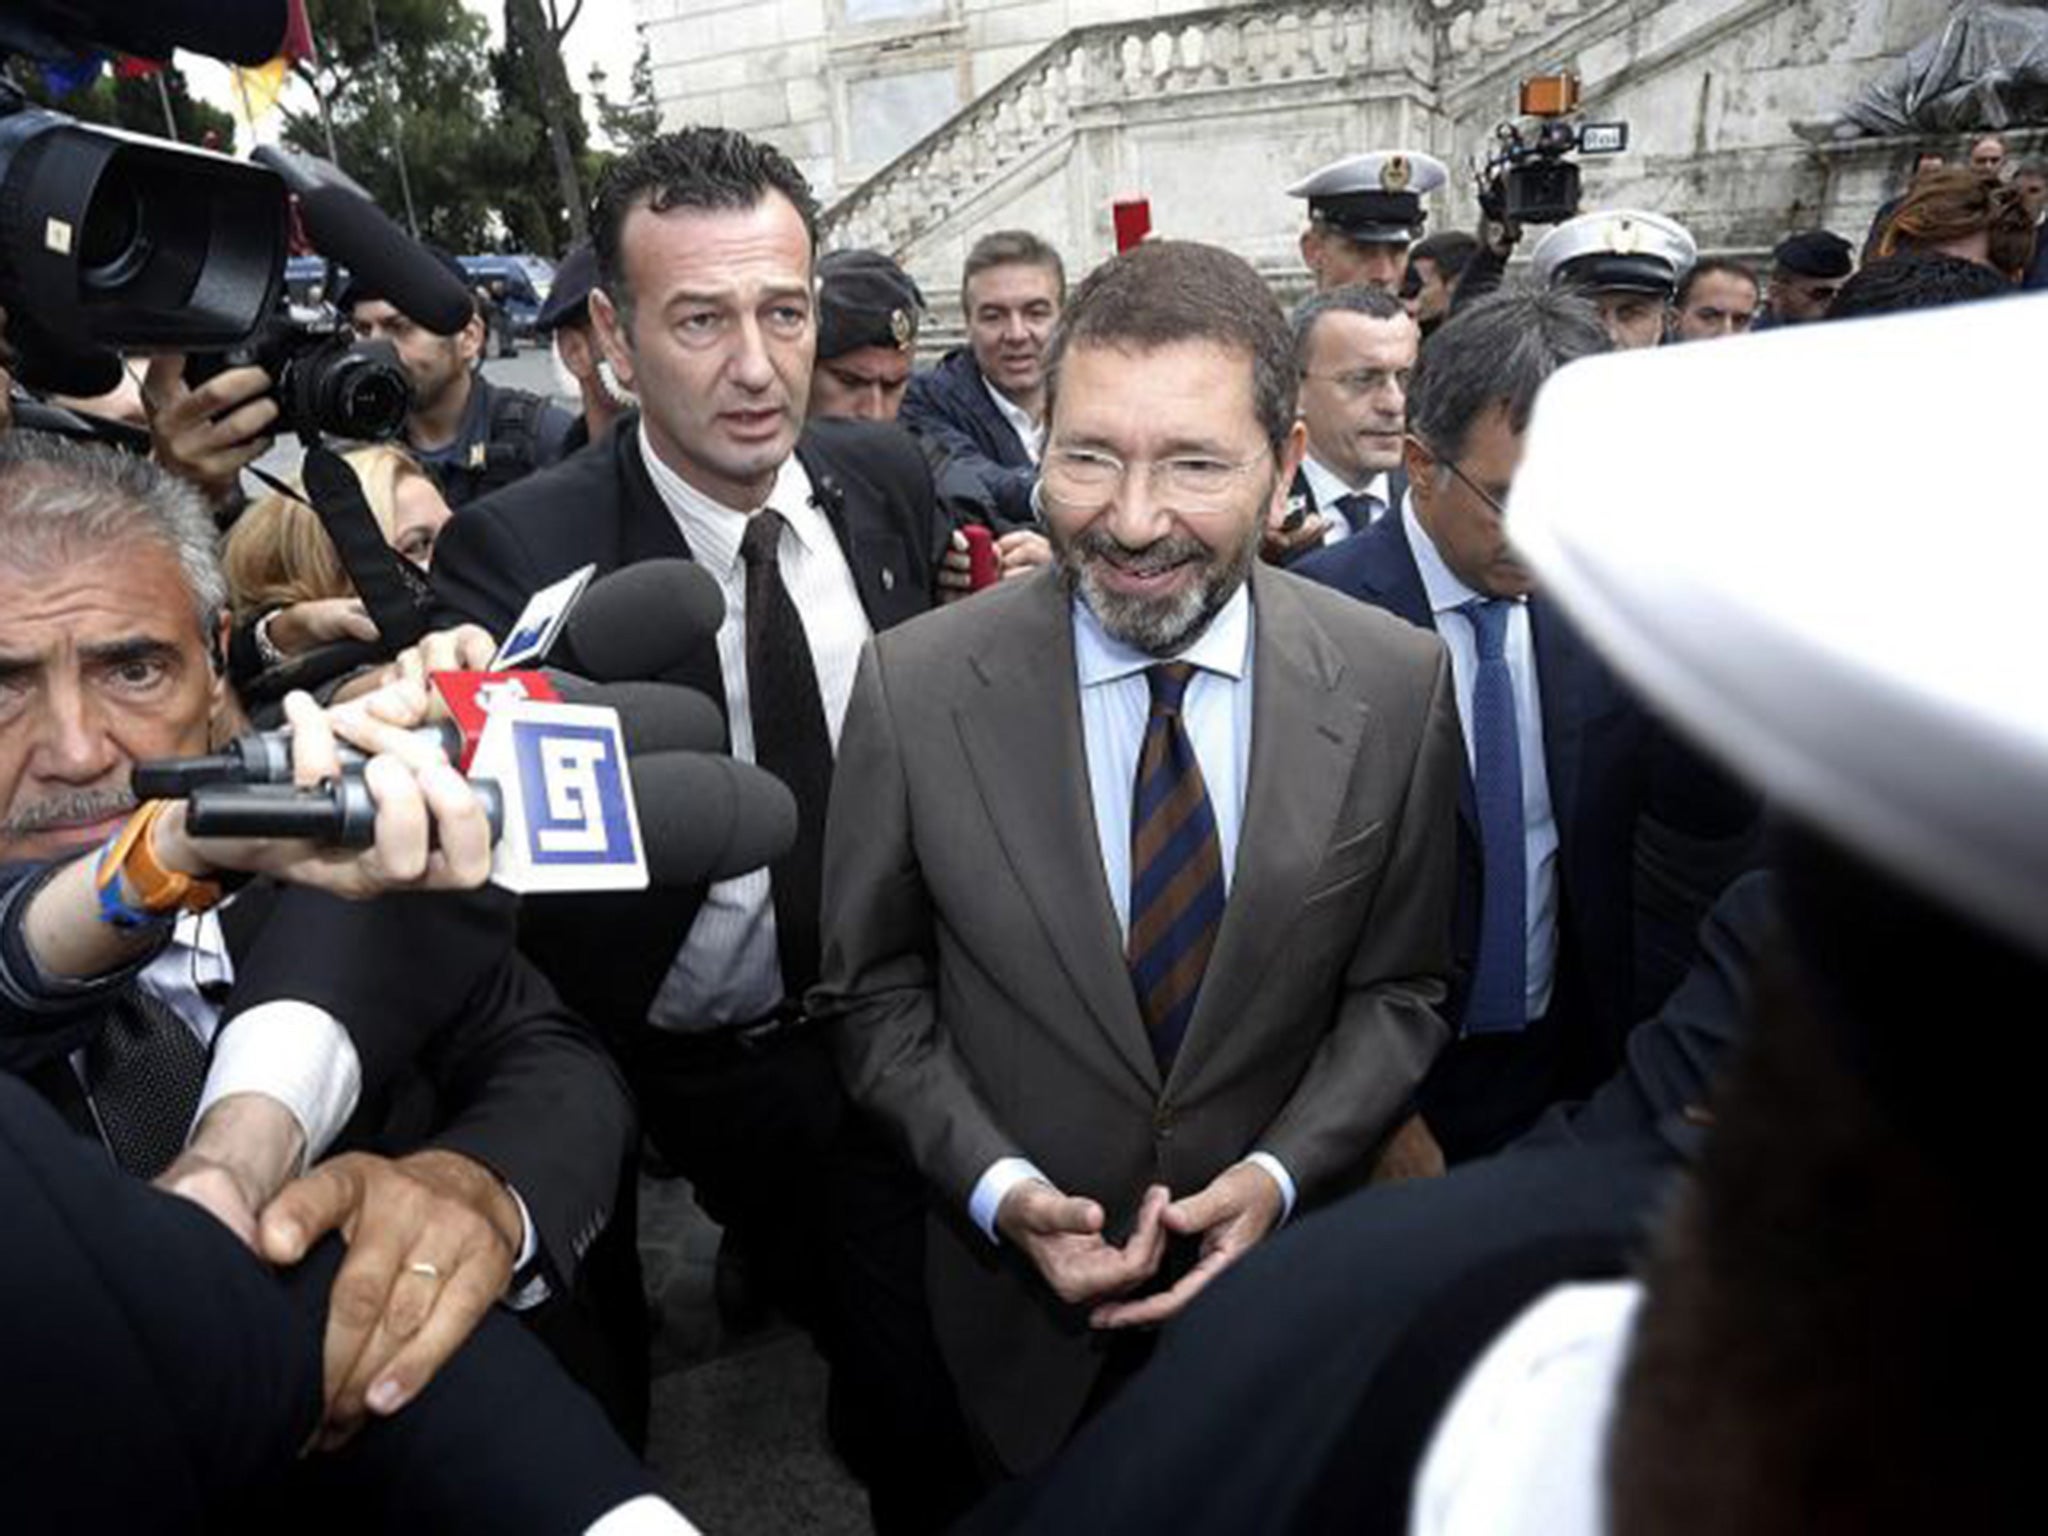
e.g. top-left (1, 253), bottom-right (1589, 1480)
top-left (187, 773), bottom-right (506, 847)
top-left (183, 313), bottom-right (412, 442)
top-left (561, 561), bottom-right (729, 682)
top-left (1475, 73), bottom-right (1629, 227)
top-left (131, 679), bottom-right (727, 797)
top-left (959, 524), bottom-right (1000, 591)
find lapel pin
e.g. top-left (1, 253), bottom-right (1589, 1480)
top-left (881, 567), bottom-right (896, 591)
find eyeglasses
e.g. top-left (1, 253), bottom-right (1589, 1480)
top-left (1407, 433), bottom-right (1508, 518)
top-left (1039, 444), bottom-right (1272, 512)
top-left (1299, 367), bottom-right (1411, 398)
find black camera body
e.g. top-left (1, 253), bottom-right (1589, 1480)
top-left (1478, 74), bottom-right (1630, 227)
top-left (187, 315), bottom-right (414, 443)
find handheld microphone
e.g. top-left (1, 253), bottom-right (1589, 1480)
top-left (253, 148), bottom-right (477, 336)
top-left (627, 753), bottom-right (799, 886)
top-left (561, 561), bottom-right (727, 681)
top-left (186, 775), bottom-right (506, 848)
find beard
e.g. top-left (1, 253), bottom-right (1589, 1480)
top-left (1054, 504), bottom-right (1264, 658)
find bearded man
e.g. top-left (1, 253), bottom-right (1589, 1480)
top-left (811, 239), bottom-right (1461, 1494)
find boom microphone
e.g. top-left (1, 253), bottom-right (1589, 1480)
top-left (628, 753), bottom-right (798, 886)
top-left (4, 1), bottom-right (292, 68)
top-left (254, 148), bottom-right (477, 336)
top-left (562, 561), bottom-right (728, 682)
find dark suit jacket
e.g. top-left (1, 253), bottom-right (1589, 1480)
top-left (430, 412), bottom-right (946, 1035)
top-left (1297, 511), bottom-right (1669, 1152)
top-left (0, 864), bottom-right (632, 1295)
top-left (814, 562), bottom-right (1461, 1472)
top-left (0, 1071), bottom-right (659, 1535)
top-left (966, 871), bottom-right (1782, 1536)
top-left (1282, 462), bottom-right (1411, 562)
top-left (899, 347), bottom-right (1037, 529)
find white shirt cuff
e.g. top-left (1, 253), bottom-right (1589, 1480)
top-left (198, 1001), bottom-right (362, 1170)
top-left (969, 1156), bottom-right (1048, 1243)
top-left (1243, 1151), bottom-right (1298, 1224)
top-left (503, 1183), bottom-right (548, 1311)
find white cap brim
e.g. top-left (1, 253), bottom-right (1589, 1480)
top-left (1510, 292), bottom-right (2048, 958)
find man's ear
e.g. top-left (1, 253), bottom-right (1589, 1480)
top-left (205, 609), bottom-right (240, 747)
top-left (1298, 226), bottom-right (1322, 283)
top-left (1403, 435), bottom-right (1438, 519)
top-left (589, 288), bottom-right (637, 397)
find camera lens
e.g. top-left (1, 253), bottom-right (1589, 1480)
top-left (78, 162), bottom-right (151, 292)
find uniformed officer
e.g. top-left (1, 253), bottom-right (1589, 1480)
top-left (537, 242), bottom-right (636, 452)
top-left (1530, 208), bottom-right (1698, 350)
top-left (1289, 149), bottom-right (1451, 293)
top-left (810, 249), bottom-right (926, 423)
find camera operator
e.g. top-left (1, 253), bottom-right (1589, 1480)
top-left (0, 430), bottom-right (638, 1444)
top-left (341, 248), bottom-right (575, 511)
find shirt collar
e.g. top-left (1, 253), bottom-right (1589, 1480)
top-left (1402, 495), bottom-right (1498, 619)
top-left (981, 371), bottom-right (1043, 442)
top-left (1073, 581), bottom-right (1253, 690)
top-left (1301, 453), bottom-right (1387, 512)
top-left (637, 423), bottom-right (821, 577)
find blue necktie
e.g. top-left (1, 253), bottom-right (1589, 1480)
top-left (1127, 663), bottom-right (1227, 1073)
top-left (1460, 598), bottom-right (1527, 1034)
top-left (1333, 491), bottom-right (1382, 534)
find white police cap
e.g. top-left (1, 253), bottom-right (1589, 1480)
top-left (1529, 209), bottom-right (1698, 296)
top-left (1287, 150), bottom-right (1450, 244)
top-left (1507, 288), bottom-right (2048, 959)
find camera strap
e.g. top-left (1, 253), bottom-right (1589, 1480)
top-left (250, 446), bottom-right (433, 653)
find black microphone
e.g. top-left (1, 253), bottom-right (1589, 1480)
top-left (253, 148), bottom-right (476, 336)
top-left (628, 753), bottom-right (798, 887)
top-left (132, 681), bottom-right (725, 797)
top-left (186, 776), bottom-right (506, 848)
top-left (561, 561), bottom-right (727, 682)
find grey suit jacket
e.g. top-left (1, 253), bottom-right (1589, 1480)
top-left (812, 560), bottom-right (1460, 1472)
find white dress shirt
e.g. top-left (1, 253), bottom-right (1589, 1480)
top-left (639, 424), bottom-right (874, 1028)
top-left (968, 585), bottom-right (1296, 1239)
top-left (1299, 456), bottom-right (1392, 544)
top-left (1402, 501), bottom-right (1559, 1024)
top-left (981, 371), bottom-right (1045, 465)
top-left (67, 907), bottom-right (360, 1171)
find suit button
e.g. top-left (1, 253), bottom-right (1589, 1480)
top-left (1153, 1102), bottom-right (1174, 1139)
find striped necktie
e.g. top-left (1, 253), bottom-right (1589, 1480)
top-left (1127, 663), bottom-right (1227, 1072)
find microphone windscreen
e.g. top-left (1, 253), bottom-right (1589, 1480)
top-left (68, 0), bottom-right (290, 66)
top-left (629, 753), bottom-right (797, 886)
top-left (255, 150), bottom-right (477, 337)
top-left (563, 561), bottom-right (727, 682)
top-left (542, 677), bottom-right (727, 755)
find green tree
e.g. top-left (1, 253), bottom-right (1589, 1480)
top-left (6, 58), bottom-right (237, 152)
top-left (589, 33), bottom-right (661, 150)
top-left (503, 0), bottom-right (593, 249)
top-left (283, 0), bottom-right (532, 251)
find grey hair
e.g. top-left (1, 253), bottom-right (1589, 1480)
top-left (1406, 285), bottom-right (1610, 463)
top-left (0, 432), bottom-right (228, 640)
top-left (1289, 283), bottom-right (1408, 369)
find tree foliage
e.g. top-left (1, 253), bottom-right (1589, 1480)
top-left (589, 33), bottom-right (661, 151)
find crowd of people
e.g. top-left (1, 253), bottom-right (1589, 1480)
top-left (0, 109), bottom-right (2038, 1535)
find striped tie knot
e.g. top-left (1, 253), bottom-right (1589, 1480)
top-left (1145, 661), bottom-right (1199, 718)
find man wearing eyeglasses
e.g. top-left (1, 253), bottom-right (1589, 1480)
top-left (1297, 288), bottom-right (1754, 1167)
top-left (1268, 285), bottom-right (1418, 564)
top-left (814, 239), bottom-right (1461, 1496)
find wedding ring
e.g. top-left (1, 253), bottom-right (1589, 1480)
top-left (406, 1260), bottom-right (443, 1280)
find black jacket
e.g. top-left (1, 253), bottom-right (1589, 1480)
top-left (429, 412), bottom-right (946, 1035)
top-left (899, 347), bottom-right (1038, 529)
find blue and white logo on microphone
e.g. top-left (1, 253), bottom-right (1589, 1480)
top-left (472, 701), bottom-right (648, 894)
top-left (513, 721), bottom-right (634, 864)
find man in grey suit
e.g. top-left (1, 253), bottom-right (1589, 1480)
top-left (814, 239), bottom-right (1462, 1486)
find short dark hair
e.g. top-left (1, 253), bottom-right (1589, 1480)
top-left (1289, 283), bottom-right (1409, 367)
top-left (1675, 257), bottom-right (1760, 309)
top-left (1043, 240), bottom-right (1294, 452)
top-left (1409, 230), bottom-right (1480, 281)
top-left (1825, 251), bottom-right (2014, 319)
top-left (1406, 285), bottom-right (1609, 463)
top-left (591, 127), bottom-right (820, 323)
top-left (2014, 157), bottom-right (2048, 183)
top-left (961, 230), bottom-right (1066, 312)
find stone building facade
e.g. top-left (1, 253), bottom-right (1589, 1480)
top-left (634, 0), bottom-right (2009, 320)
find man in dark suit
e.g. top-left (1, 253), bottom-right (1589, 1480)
top-left (1265, 284), bottom-right (1417, 565)
top-left (1298, 287), bottom-right (1748, 1163)
top-left (428, 127), bottom-right (953, 1520)
top-left (897, 229), bottom-right (1063, 531)
top-left (815, 239), bottom-right (1459, 1496)
top-left (0, 431), bottom-right (635, 1443)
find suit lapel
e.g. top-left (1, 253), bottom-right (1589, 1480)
top-left (610, 420), bottom-right (729, 721)
top-left (953, 575), bottom-right (1160, 1095)
top-left (1168, 566), bottom-right (1368, 1089)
